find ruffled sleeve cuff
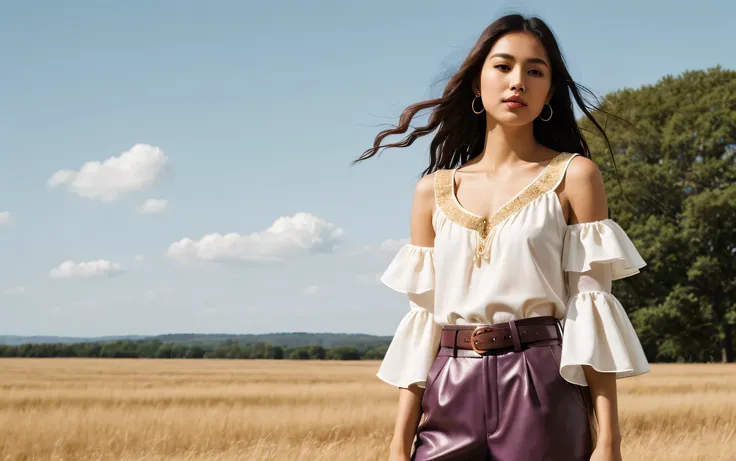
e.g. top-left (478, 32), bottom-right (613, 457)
top-left (562, 219), bottom-right (647, 280)
top-left (376, 302), bottom-right (443, 388)
top-left (560, 291), bottom-right (651, 386)
top-left (380, 244), bottom-right (435, 294)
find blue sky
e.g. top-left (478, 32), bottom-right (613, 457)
top-left (1, 0), bottom-right (734, 337)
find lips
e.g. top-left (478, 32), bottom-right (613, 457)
top-left (504, 101), bottom-right (525, 109)
top-left (503, 95), bottom-right (527, 106)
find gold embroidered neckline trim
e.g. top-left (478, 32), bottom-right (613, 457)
top-left (435, 152), bottom-right (575, 240)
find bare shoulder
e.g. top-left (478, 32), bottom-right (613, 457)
top-left (412, 171), bottom-right (438, 213)
top-left (565, 154), bottom-right (604, 187)
top-left (563, 154), bottom-right (608, 224)
top-left (410, 171), bottom-right (438, 246)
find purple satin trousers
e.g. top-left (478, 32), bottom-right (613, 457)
top-left (411, 328), bottom-right (595, 461)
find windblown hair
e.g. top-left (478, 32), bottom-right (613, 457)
top-left (353, 14), bottom-right (620, 178)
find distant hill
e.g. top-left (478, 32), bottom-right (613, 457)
top-left (0, 335), bottom-right (148, 346)
top-left (0, 332), bottom-right (393, 348)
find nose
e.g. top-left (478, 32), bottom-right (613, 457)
top-left (510, 70), bottom-right (526, 92)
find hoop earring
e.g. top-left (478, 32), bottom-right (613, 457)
top-left (540, 103), bottom-right (553, 122)
top-left (472, 95), bottom-right (484, 114)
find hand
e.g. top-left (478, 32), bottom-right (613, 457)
top-left (589, 441), bottom-right (622, 461)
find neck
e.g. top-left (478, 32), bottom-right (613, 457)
top-left (472, 119), bottom-right (542, 170)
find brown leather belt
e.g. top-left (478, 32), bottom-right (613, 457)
top-left (440, 316), bottom-right (560, 354)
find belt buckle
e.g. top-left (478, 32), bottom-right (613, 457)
top-left (470, 326), bottom-right (494, 355)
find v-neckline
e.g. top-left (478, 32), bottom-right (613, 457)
top-left (449, 154), bottom-right (561, 224)
top-left (434, 152), bottom-right (577, 265)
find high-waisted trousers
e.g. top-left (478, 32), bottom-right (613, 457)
top-left (411, 319), bottom-right (596, 461)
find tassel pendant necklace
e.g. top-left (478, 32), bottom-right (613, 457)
top-left (473, 226), bottom-right (496, 267)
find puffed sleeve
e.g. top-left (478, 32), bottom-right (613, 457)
top-left (562, 218), bottom-right (647, 280)
top-left (375, 244), bottom-right (443, 389)
top-left (559, 219), bottom-right (651, 386)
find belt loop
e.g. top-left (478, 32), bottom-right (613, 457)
top-left (452, 330), bottom-right (458, 358)
top-left (509, 319), bottom-right (522, 352)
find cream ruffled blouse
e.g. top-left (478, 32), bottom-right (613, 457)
top-left (376, 152), bottom-right (651, 388)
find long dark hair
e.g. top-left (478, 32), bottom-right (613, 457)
top-left (353, 14), bottom-right (621, 180)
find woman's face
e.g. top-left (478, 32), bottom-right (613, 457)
top-left (476, 31), bottom-right (553, 127)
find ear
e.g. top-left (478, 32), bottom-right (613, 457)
top-left (545, 86), bottom-right (555, 104)
top-left (472, 77), bottom-right (481, 96)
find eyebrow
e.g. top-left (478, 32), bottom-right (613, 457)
top-left (488, 53), bottom-right (548, 68)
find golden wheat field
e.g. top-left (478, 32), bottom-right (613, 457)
top-left (0, 359), bottom-right (734, 461)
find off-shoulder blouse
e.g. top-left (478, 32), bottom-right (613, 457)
top-left (376, 152), bottom-right (650, 388)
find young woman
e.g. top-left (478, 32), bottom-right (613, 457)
top-left (354, 14), bottom-right (651, 461)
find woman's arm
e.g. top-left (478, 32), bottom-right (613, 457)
top-left (389, 173), bottom-right (436, 458)
top-left (582, 367), bottom-right (622, 447)
top-left (563, 157), bottom-right (623, 451)
top-left (389, 384), bottom-right (425, 457)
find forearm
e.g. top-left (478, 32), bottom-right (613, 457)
top-left (582, 365), bottom-right (622, 446)
top-left (389, 385), bottom-right (424, 456)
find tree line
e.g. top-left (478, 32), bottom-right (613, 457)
top-left (0, 339), bottom-right (389, 360)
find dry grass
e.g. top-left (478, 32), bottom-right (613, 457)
top-left (0, 359), bottom-right (733, 460)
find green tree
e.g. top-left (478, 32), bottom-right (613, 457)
top-left (156, 343), bottom-right (174, 358)
top-left (264, 345), bottom-right (283, 359)
top-left (137, 340), bottom-right (163, 358)
top-left (308, 345), bottom-right (326, 360)
top-left (362, 346), bottom-right (388, 360)
top-left (326, 346), bottom-right (361, 360)
top-left (100, 341), bottom-right (138, 358)
top-left (170, 344), bottom-right (188, 358)
top-left (81, 343), bottom-right (102, 357)
top-left (185, 345), bottom-right (206, 359)
top-left (249, 343), bottom-right (266, 359)
top-left (212, 345), bottom-right (229, 358)
top-left (580, 66), bottom-right (736, 362)
top-left (289, 348), bottom-right (311, 360)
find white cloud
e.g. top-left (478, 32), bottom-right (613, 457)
top-left (136, 199), bottom-right (168, 214)
top-left (47, 143), bottom-right (169, 201)
top-left (134, 254), bottom-right (145, 262)
top-left (167, 212), bottom-right (344, 263)
top-left (4, 285), bottom-right (25, 295)
top-left (0, 211), bottom-right (10, 224)
top-left (49, 260), bottom-right (124, 280)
